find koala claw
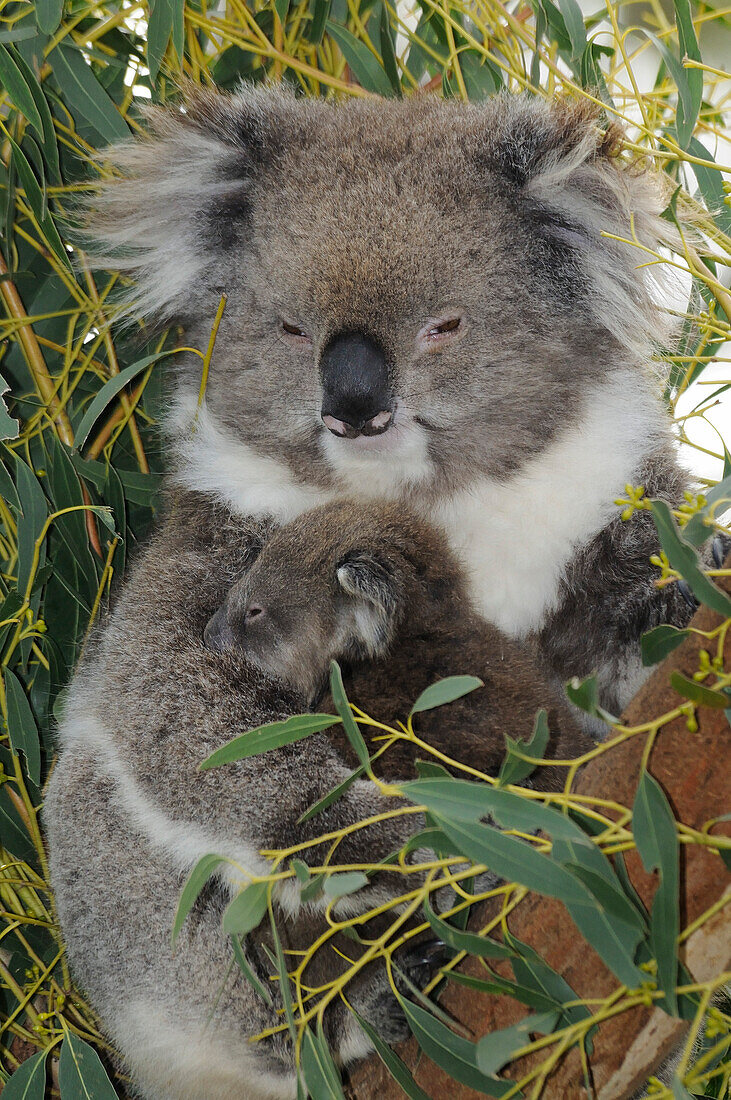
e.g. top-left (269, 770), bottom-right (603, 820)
top-left (712, 534), bottom-right (726, 569)
top-left (396, 937), bottom-right (451, 988)
top-left (677, 579), bottom-right (699, 611)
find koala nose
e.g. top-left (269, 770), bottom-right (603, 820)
top-left (320, 332), bottom-right (393, 438)
top-left (203, 607), bottom-right (234, 652)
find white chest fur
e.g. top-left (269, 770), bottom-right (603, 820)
top-left (172, 373), bottom-right (666, 636)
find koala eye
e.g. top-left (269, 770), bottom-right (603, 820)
top-left (246, 604), bottom-right (265, 621)
top-left (281, 320), bottom-right (311, 343)
top-left (417, 313), bottom-right (465, 351)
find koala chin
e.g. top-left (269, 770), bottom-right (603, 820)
top-left (44, 87), bottom-right (720, 1099)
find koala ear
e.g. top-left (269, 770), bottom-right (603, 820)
top-left (336, 553), bottom-right (399, 658)
top-left (80, 84), bottom-right (295, 322)
top-left (479, 94), bottom-right (673, 355)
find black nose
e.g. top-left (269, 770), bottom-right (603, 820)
top-left (203, 607), bottom-right (234, 652)
top-left (320, 332), bottom-right (393, 438)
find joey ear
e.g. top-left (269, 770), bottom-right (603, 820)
top-left (82, 85), bottom-right (295, 322)
top-left (479, 94), bottom-right (673, 355)
top-left (336, 553), bottom-right (400, 657)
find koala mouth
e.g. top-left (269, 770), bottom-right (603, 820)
top-left (322, 408), bottom-right (393, 439)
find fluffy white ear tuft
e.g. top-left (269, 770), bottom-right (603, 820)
top-left (336, 554), bottom-right (399, 658)
top-left (79, 85), bottom-right (293, 322)
top-left (481, 95), bottom-right (679, 358)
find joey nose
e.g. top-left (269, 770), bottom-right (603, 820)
top-left (203, 607), bottom-right (235, 652)
top-left (320, 332), bottom-right (393, 437)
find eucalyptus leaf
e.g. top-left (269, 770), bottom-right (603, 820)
top-left (326, 22), bottom-right (395, 97)
top-left (633, 772), bottom-right (680, 1015)
top-left (423, 898), bottom-right (513, 958)
top-left (650, 500), bottom-right (731, 618)
top-left (49, 44), bottom-right (130, 144)
top-left (201, 713), bottom-right (341, 769)
top-left (0, 1047), bottom-right (47, 1099)
top-left (58, 1032), bottom-right (118, 1099)
top-left (329, 660), bottom-right (369, 768)
top-left (4, 668), bottom-right (41, 784)
top-left (641, 624), bottom-right (690, 667)
top-left (172, 854), bottom-right (225, 943)
top-left (350, 1010), bottom-right (432, 1100)
top-left (410, 675), bottom-right (484, 716)
top-left (397, 993), bottom-right (522, 1096)
top-left (222, 881), bottom-right (269, 935)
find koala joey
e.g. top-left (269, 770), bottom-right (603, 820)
top-left (44, 492), bottom-right (590, 1100)
top-left (204, 499), bottom-right (593, 788)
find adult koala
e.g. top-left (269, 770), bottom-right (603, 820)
top-left (45, 87), bottom-right (698, 1099)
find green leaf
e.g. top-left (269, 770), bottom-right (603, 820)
top-left (423, 898), bottom-right (513, 959)
top-left (322, 871), bottom-right (368, 899)
top-left (297, 762), bottom-right (365, 824)
top-left (148, 0), bottom-right (184, 82)
top-left (0, 1048), bottom-right (47, 1099)
top-left (673, 0), bottom-right (702, 148)
top-left (498, 709), bottom-right (550, 786)
top-left (670, 671), bottom-right (729, 709)
top-left (231, 934), bottom-right (273, 1006)
top-left (329, 660), bottom-right (369, 768)
top-left (378, 2), bottom-right (402, 96)
top-left (201, 713), bottom-right (341, 769)
top-left (350, 1010), bottom-right (432, 1100)
top-left (645, 32), bottom-right (696, 148)
top-left (171, 854), bottom-right (225, 943)
top-left (447, 970), bottom-right (561, 1014)
top-left (35, 0), bottom-right (63, 35)
top-left (4, 668), bottom-right (41, 784)
top-left (650, 500), bottom-right (731, 619)
top-left (74, 354), bottom-right (165, 450)
top-left (307, 0), bottom-right (332, 44)
top-left (556, 0), bottom-right (586, 59)
top-left (300, 873), bottom-right (326, 903)
top-left (49, 44), bottom-right (130, 144)
top-left (562, 863), bottom-right (647, 934)
top-left (0, 44), bottom-right (44, 136)
top-left (476, 1012), bottom-right (559, 1076)
top-left (222, 881), bottom-right (269, 935)
top-left (269, 911), bottom-right (297, 1042)
top-left (0, 373), bottom-right (19, 441)
top-left (565, 673), bottom-right (614, 723)
top-left (326, 21), bottom-right (395, 97)
top-left (504, 932), bottom-right (595, 1047)
top-left (8, 49), bottom-right (61, 185)
top-left (397, 993), bottom-right (521, 1096)
top-left (58, 1033), bottom-right (118, 1099)
top-left (687, 137), bottom-right (731, 237)
top-left (410, 676), bottom-right (483, 716)
top-left (432, 813), bottom-right (644, 988)
top-left (301, 1024), bottom-right (346, 1099)
top-left (682, 475), bottom-right (731, 547)
top-left (8, 138), bottom-right (69, 269)
top-left (641, 624), bottom-right (691, 667)
top-left (633, 772), bottom-right (680, 1015)
top-left (671, 1076), bottom-right (695, 1100)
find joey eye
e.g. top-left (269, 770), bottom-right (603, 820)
top-left (281, 320), bottom-right (310, 342)
top-left (246, 604), bottom-right (265, 621)
top-left (417, 313), bottom-right (465, 350)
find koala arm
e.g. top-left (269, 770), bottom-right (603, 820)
top-left (65, 492), bottom-right (421, 905)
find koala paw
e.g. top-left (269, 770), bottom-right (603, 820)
top-left (357, 937), bottom-right (451, 1046)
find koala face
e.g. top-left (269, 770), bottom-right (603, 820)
top-left (88, 89), bottom-right (667, 503)
top-left (203, 536), bottom-right (399, 699)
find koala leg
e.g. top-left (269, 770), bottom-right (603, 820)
top-left (44, 748), bottom-right (298, 1100)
